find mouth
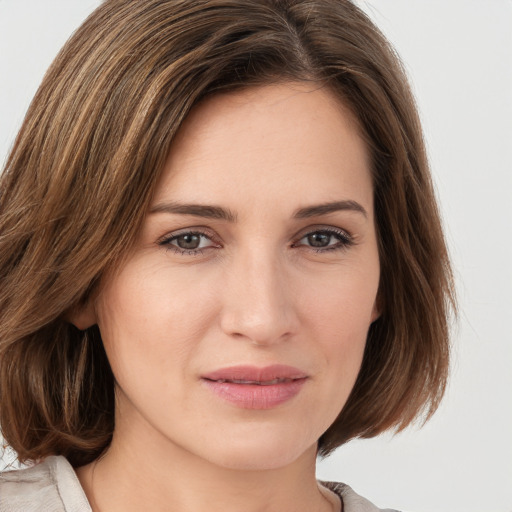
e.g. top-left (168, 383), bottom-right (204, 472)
top-left (201, 364), bottom-right (307, 383)
top-left (207, 378), bottom-right (296, 385)
top-left (201, 365), bottom-right (308, 409)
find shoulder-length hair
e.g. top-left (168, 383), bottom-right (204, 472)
top-left (0, 0), bottom-right (454, 467)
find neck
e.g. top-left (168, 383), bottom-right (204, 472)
top-left (76, 425), bottom-right (337, 512)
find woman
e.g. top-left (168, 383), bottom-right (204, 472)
top-left (0, 0), bottom-right (454, 511)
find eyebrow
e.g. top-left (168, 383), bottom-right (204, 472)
top-left (293, 200), bottom-right (368, 219)
top-left (149, 202), bottom-right (238, 222)
top-left (149, 199), bottom-right (367, 222)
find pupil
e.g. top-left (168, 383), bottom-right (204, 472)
top-left (178, 234), bottom-right (200, 249)
top-left (308, 232), bottom-right (330, 247)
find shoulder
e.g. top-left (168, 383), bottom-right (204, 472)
top-left (0, 455), bottom-right (91, 512)
top-left (320, 481), bottom-right (402, 512)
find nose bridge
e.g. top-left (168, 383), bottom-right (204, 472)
top-left (220, 244), bottom-right (296, 344)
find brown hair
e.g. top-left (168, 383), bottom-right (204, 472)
top-left (0, 0), bottom-right (454, 467)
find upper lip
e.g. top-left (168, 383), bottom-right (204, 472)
top-left (201, 365), bottom-right (308, 384)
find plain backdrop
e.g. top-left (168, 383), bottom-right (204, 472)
top-left (1, 2), bottom-right (511, 511)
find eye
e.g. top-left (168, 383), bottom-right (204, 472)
top-left (294, 228), bottom-right (353, 252)
top-left (158, 230), bottom-right (219, 255)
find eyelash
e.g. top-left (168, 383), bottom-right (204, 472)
top-left (293, 227), bottom-right (354, 253)
top-left (158, 231), bottom-right (219, 256)
top-left (158, 227), bottom-right (354, 256)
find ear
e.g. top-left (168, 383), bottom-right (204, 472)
top-left (67, 300), bottom-right (97, 330)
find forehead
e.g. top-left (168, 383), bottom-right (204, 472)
top-left (153, 82), bottom-right (372, 215)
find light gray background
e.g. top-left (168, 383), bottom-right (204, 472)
top-left (1, 2), bottom-right (511, 511)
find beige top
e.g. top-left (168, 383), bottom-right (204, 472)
top-left (0, 456), bottom-right (399, 512)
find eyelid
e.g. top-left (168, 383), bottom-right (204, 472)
top-left (157, 226), bottom-right (222, 253)
top-left (291, 225), bottom-right (355, 250)
top-left (157, 225), bottom-right (218, 242)
top-left (293, 224), bottom-right (353, 239)
top-left (155, 224), bottom-right (355, 256)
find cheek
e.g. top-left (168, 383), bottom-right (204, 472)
top-left (299, 266), bottom-right (377, 391)
top-left (94, 264), bottom-right (221, 382)
top-left (301, 265), bottom-right (378, 338)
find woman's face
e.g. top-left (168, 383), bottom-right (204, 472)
top-left (91, 82), bottom-right (380, 470)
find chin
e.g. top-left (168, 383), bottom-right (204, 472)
top-left (194, 428), bottom-right (318, 471)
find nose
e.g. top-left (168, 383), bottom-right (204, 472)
top-left (219, 248), bottom-right (298, 346)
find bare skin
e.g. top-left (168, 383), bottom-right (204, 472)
top-left (74, 82), bottom-right (379, 512)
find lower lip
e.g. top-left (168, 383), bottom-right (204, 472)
top-left (202, 378), bottom-right (307, 409)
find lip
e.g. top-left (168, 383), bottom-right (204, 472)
top-left (201, 365), bottom-right (308, 410)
